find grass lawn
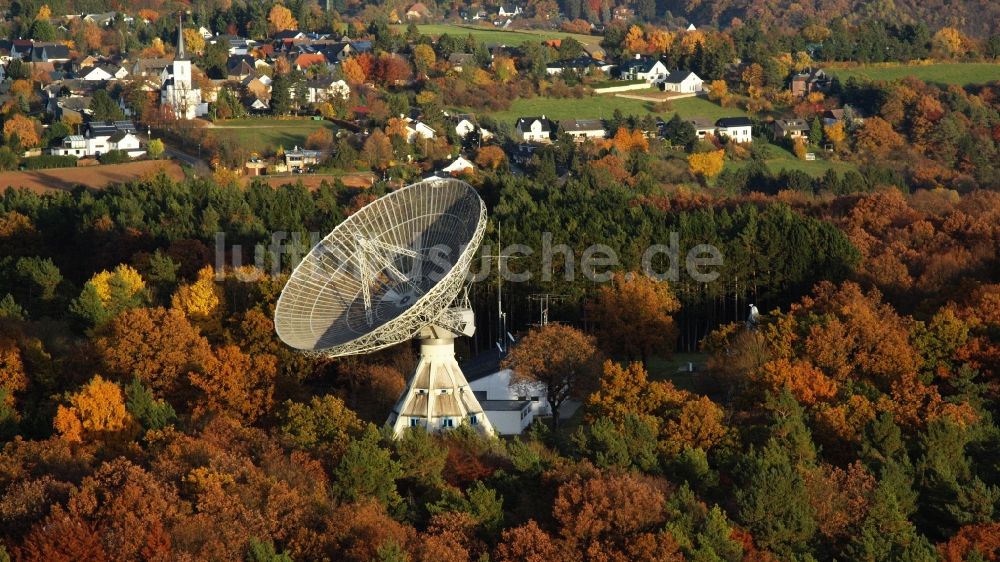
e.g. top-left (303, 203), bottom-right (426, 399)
top-left (469, 94), bottom-right (746, 123)
top-left (825, 63), bottom-right (1000, 86)
top-left (645, 353), bottom-right (709, 393)
top-left (207, 118), bottom-right (337, 155)
top-left (395, 23), bottom-right (602, 50)
top-left (727, 145), bottom-right (857, 177)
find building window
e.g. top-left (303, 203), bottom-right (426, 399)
top-left (470, 415), bottom-right (478, 425)
top-left (409, 418), bottom-right (419, 427)
top-left (442, 418), bottom-right (454, 428)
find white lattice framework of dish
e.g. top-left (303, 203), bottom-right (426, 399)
top-left (274, 178), bottom-right (487, 357)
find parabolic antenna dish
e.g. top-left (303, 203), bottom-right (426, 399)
top-left (274, 178), bottom-right (487, 357)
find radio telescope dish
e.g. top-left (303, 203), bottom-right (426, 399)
top-left (274, 178), bottom-right (495, 437)
top-left (275, 178), bottom-right (486, 357)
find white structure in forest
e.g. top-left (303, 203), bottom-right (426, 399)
top-left (273, 179), bottom-right (495, 438)
top-left (161, 17), bottom-right (206, 120)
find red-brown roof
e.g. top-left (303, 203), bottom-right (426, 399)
top-left (295, 53), bottom-right (327, 69)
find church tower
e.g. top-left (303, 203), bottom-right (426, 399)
top-left (173, 15), bottom-right (192, 87)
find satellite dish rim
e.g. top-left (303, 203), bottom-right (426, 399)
top-left (273, 178), bottom-right (487, 357)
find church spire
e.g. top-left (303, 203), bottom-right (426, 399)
top-left (177, 13), bottom-right (186, 60)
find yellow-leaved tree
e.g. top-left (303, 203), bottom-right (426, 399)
top-left (171, 265), bottom-right (222, 332)
top-left (54, 375), bottom-right (133, 442)
top-left (183, 28), bottom-right (206, 55)
top-left (687, 149), bottom-right (725, 180)
top-left (268, 4), bottom-right (299, 33)
top-left (70, 264), bottom-right (149, 328)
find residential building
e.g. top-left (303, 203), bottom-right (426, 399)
top-left (442, 156), bottom-right (474, 174)
top-left (661, 70), bottom-right (704, 93)
top-left (560, 118), bottom-right (606, 141)
top-left (617, 55), bottom-right (669, 83)
top-left (772, 118), bottom-right (810, 140)
top-left (293, 52), bottom-right (328, 71)
top-left (515, 116), bottom-right (555, 143)
top-left (822, 106), bottom-right (866, 127)
top-left (132, 58), bottom-right (171, 79)
top-left (242, 75), bottom-right (272, 100)
top-left (545, 56), bottom-right (613, 75)
top-left (404, 118), bottom-right (436, 142)
top-left (715, 117), bottom-right (753, 143)
top-left (304, 78), bottom-right (350, 103)
top-left (498, 5), bottom-right (522, 17)
top-left (285, 146), bottom-right (324, 171)
top-left (790, 68), bottom-right (830, 97)
top-left (50, 121), bottom-right (143, 158)
top-left (454, 117), bottom-right (493, 141)
top-left (226, 55), bottom-right (256, 80)
top-left (406, 2), bottom-right (432, 19)
top-left (79, 65), bottom-right (115, 81)
top-left (687, 118), bottom-right (717, 139)
top-left (447, 53), bottom-right (476, 71)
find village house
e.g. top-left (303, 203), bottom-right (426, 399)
top-left (617, 55), bottom-right (669, 84)
top-left (560, 118), bottom-right (606, 141)
top-left (687, 118), bottom-right (717, 140)
top-left (454, 116), bottom-right (493, 141)
top-left (545, 56), bottom-right (614, 75)
top-left (284, 146), bottom-right (324, 172)
top-left (406, 2), bottom-right (432, 19)
top-left (131, 58), bottom-right (171, 79)
top-left (226, 55), bottom-right (256, 80)
top-left (822, 106), bottom-right (866, 127)
top-left (404, 118), bottom-right (436, 142)
top-left (442, 156), bottom-right (475, 174)
top-left (50, 121), bottom-right (143, 158)
top-left (498, 5), bottom-right (522, 17)
top-left (515, 116), bottom-right (555, 143)
top-left (661, 70), bottom-right (704, 93)
top-left (447, 53), bottom-right (476, 71)
top-left (304, 78), bottom-right (350, 103)
top-left (772, 118), bottom-right (810, 140)
top-left (714, 117), bottom-right (754, 143)
top-left (790, 68), bottom-right (830, 97)
top-left (242, 75), bottom-right (272, 100)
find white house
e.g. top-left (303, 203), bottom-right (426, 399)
top-left (560, 118), bottom-right (606, 141)
top-left (454, 118), bottom-right (493, 141)
top-left (50, 131), bottom-right (143, 158)
top-left (662, 70), bottom-right (703, 93)
top-left (80, 66), bottom-right (113, 81)
top-left (714, 117), bottom-right (753, 143)
top-left (468, 367), bottom-right (549, 435)
top-left (304, 78), bottom-right (350, 103)
top-left (404, 118), bottom-right (436, 142)
top-left (285, 146), bottom-right (324, 171)
top-left (514, 116), bottom-right (554, 143)
top-left (498, 5), bottom-right (522, 17)
top-left (442, 156), bottom-right (474, 174)
top-left (108, 131), bottom-right (144, 156)
top-left (618, 55), bottom-right (669, 84)
top-left (160, 22), bottom-right (206, 120)
top-left (688, 118), bottom-right (717, 139)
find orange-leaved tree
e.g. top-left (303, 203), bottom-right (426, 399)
top-left (501, 323), bottom-right (601, 429)
top-left (54, 374), bottom-right (133, 443)
top-left (586, 272), bottom-right (680, 364)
